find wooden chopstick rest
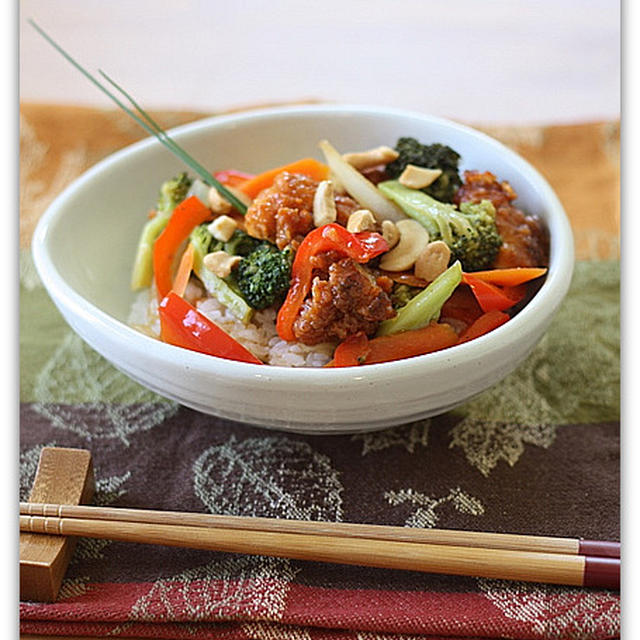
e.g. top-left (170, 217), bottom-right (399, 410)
top-left (19, 448), bottom-right (95, 602)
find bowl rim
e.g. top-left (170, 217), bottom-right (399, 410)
top-left (31, 103), bottom-right (575, 386)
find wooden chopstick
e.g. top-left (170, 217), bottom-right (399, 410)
top-left (19, 502), bottom-right (619, 558)
top-left (19, 504), bottom-right (619, 589)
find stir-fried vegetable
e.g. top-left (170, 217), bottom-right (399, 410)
top-left (377, 261), bottom-right (462, 336)
top-left (385, 137), bottom-right (462, 203)
top-left (159, 292), bottom-right (263, 364)
top-left (153, 196), bottom-right (212, 299)
top-left (190, 225), bottom-right (253, 324)
top-left (329, 322), bottom-right (459, 367)
top-left (378, 181), bottom-right (502, 272)
top-left (318, 140), bottom-right (405, 222)
top-left (239, 158), bottom-right (329, 198)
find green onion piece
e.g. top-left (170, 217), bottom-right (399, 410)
top-left (28, 19), bottom-right (247, 215)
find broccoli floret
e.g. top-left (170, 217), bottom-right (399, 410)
top-left (451, 201), bottom-right (503, 272)
top-left (156, 172), bottom-right (193, 213)
top-left (234, 242), bottom-right (293, 310)
top-left (222, 229), bottom-right (262, 257)
top-left (190, 223), bottom-right (214, 256)
top-left (386, 137), bottom-right (462, 203)
top-left (390, 283), bottom-right (422, 310)
top-left (378, 181), bottom-right (502, 272)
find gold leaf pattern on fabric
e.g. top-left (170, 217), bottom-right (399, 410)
top-left (384, 487), bottom-right (484, 528)
top-left (352, 420), bottom-right (430, 456)
top-left (478, 578), bottom-right (621, 639)
top-left (194, 436), bottom-right (344, 522)
top-left (33, 332), bottom-right (177, 445)
top-left (449, 422), bottom-right (557, 478)
top-left (129, 555), bottom-right (299, 623)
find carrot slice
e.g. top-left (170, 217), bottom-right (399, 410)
top-left (238, 158), bottom-right (329, 198)
top-left (328, 323), bottom-right (459, 367)
top-left (171, 242), bottom-right (196, 298)
top-left (463, 267), bottom-right (547, 287)
top-left (458, 310), bottom-right (510, 343)
top-left (365, 323), bottom-right (459, 364)
top-left (328, 332), bottom-right (371, 367)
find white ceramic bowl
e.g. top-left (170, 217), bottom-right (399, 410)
top-left (32, 105), bottom-right (574, 434)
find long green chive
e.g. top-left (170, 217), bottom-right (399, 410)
top-left (28, 19), bottom-right (248, 215)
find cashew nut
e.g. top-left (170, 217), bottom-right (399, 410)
top-left (342, 145), bottom-right (399, 170)
top-left (208, 186), bottom-right (233, 215)
top-left (313, 180), bottom-right (337, 227)
top-left (379, 219), bottom-right (430, 272)
top-left (346, 209), bottom-right (377, 233)
top-left (414, 241), bottom-right (451, 282)
top-left (381, 220), bottom-right (400, 249)
top-left (207, 215), bottom-right (238, 242)
top-left (203, 251), bottom-right (242, 278)
top-left (398, 165), bottom-right (443, 190)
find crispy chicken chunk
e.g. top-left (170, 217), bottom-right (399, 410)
top-left (454, 170), bottom-right (550, 268)
top-left (292, 256), bottom-right (396, 345)
top-left (244, 171), bottom-right (360, 251)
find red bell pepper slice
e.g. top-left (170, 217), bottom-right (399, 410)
top-left (276, 224), bottom-right (389, 341)
top-left (153, 196), bottom-right (212, 300)
top-left (458, 310), bottom-right (510, 343)
top-left (159, 292), bottom-right (263, 364)
top-left (214, 169), bottom-right (255, 188)
top-left (462, 273), bottom-right (526, 313)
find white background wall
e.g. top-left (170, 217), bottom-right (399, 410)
top-left (19, 0), bottom-right (620, 125)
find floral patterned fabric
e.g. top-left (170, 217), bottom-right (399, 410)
top-left (19, 105), bottom-right (620, 640)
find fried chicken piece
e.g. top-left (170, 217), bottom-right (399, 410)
top-left (244, 171), bottom-right (360, 251)
top-left (454, 170), bottom-right (550, 268)
top-left (292, 256), bottom-right (396, 345)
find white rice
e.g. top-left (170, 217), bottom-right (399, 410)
top-left (128, 282), bottom-right (335, 367)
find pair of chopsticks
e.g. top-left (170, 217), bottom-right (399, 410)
top-left (19, 502), bottom-right (619, 589)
